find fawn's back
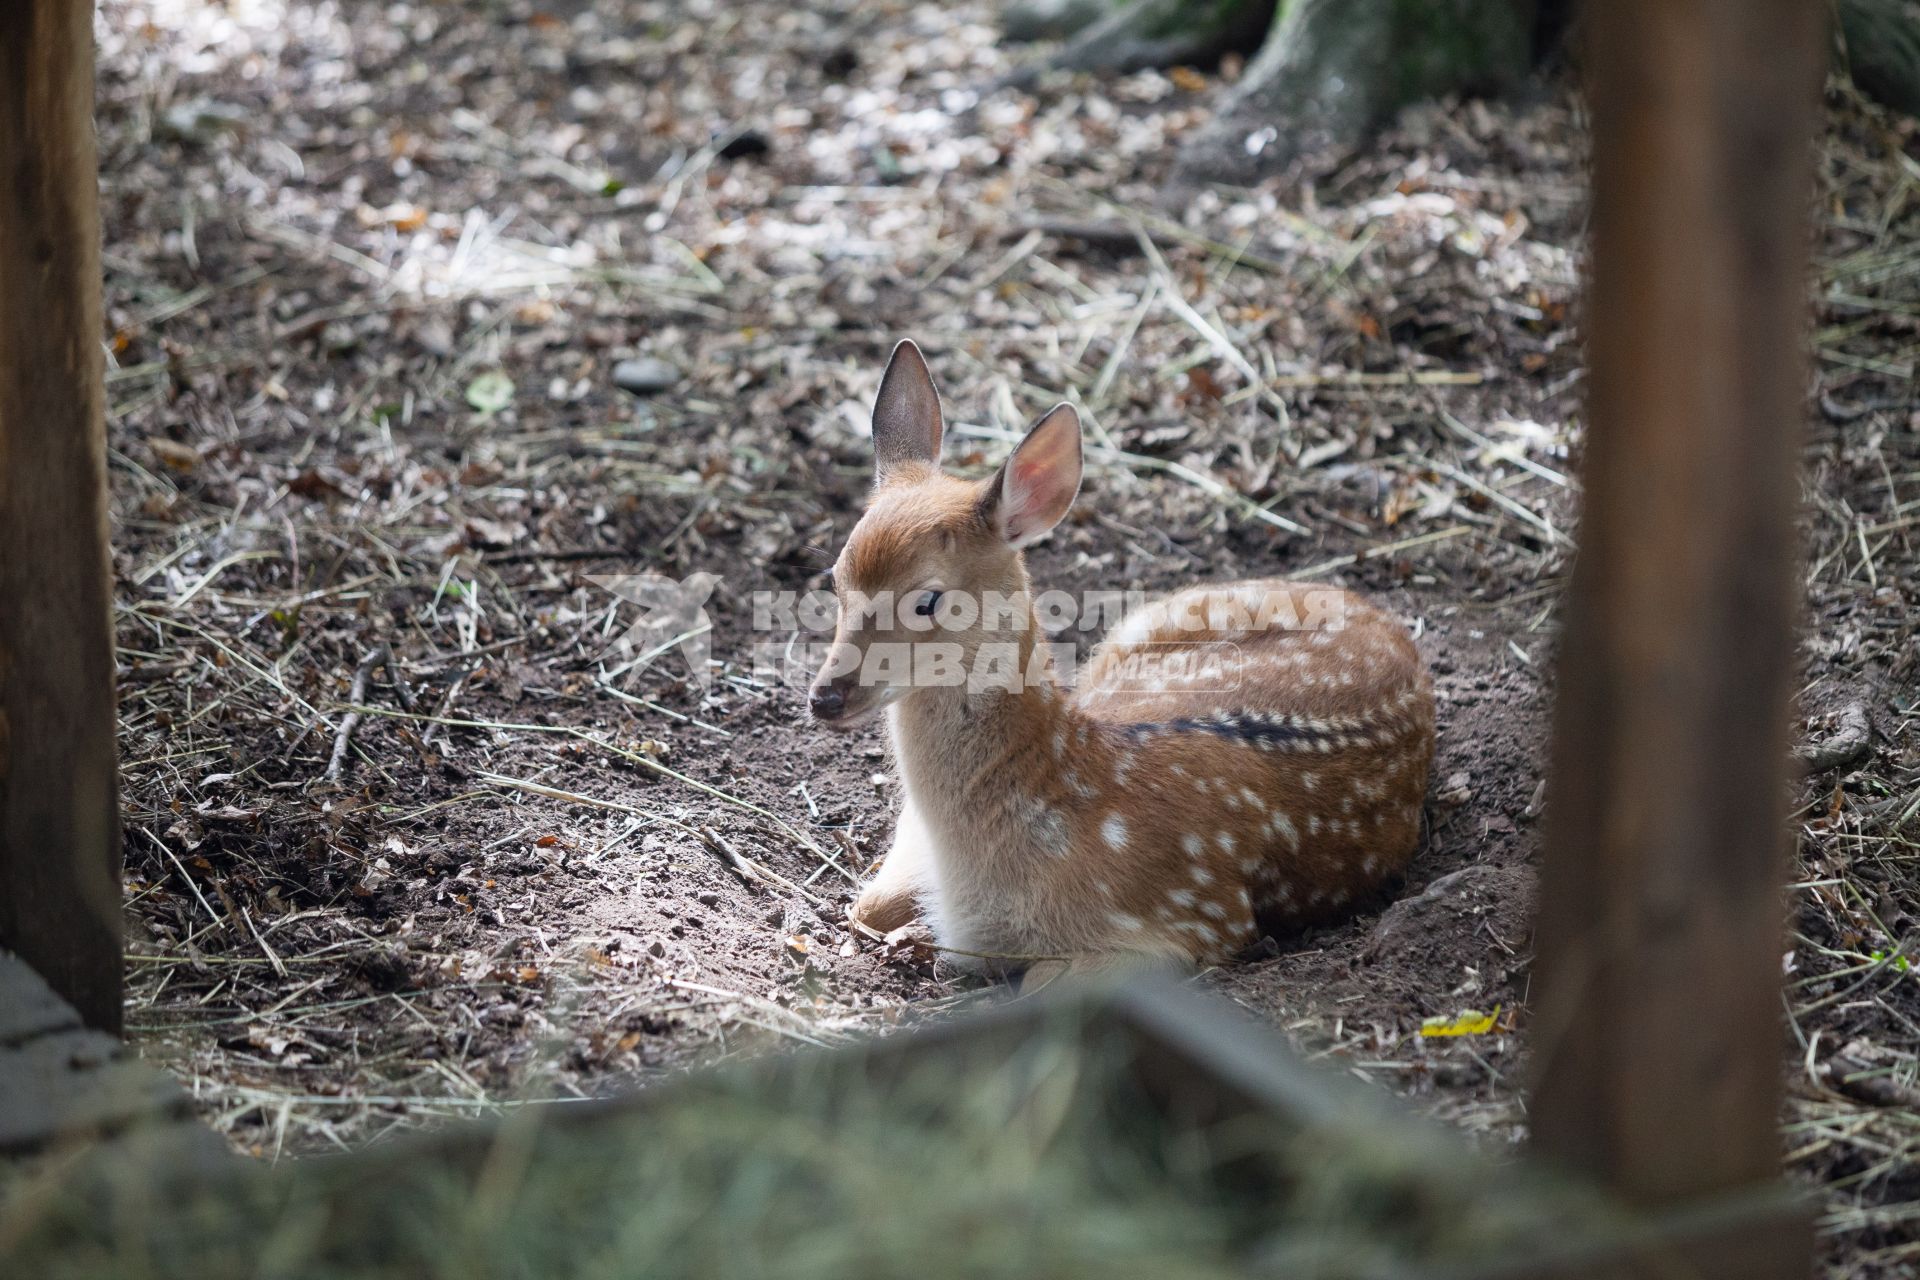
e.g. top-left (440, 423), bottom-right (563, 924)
top-left (1056, 580), bottom-right (1433, 941)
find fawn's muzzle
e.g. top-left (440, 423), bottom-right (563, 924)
top-left (808, 684), bottom-right (847, 721)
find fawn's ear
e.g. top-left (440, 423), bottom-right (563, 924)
top-left (981, 403), bottom-right (1082, 549)
top-left (871, 339), bottom-right (944, 480)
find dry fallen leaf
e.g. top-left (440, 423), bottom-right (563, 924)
top-left (1168, 65), bottom-right (1208, 93)
top-left (148, 437), bottom-right (201, 471)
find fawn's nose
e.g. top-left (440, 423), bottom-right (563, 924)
top-left (809, 684), bottom-right (846, 721)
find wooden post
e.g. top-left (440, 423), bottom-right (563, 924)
top-left (1530, 0), bottom-right (1826, 1224)
top-left (0, 2), bottom-right (122, 1032)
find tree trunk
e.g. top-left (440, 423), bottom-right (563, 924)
top-left (1171, 0), bottom-right (1537, 187)
top-left (1839, 0), bottom-right (1920, 117)
top-left (1001, 0), bottom-right (1920, 190)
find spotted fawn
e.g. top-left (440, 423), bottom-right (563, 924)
top-left (808, 341), bottom-right (1435, 977)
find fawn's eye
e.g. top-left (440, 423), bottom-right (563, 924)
top-left (914, 590), bottom-right (943, 617)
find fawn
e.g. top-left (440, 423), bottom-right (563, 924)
top-left (808, 341), bottom-right (1435, 979)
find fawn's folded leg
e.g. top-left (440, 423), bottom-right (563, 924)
top-left (850, 797), bottom-right (933, 932)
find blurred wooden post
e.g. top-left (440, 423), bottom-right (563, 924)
top-left (0, 1), bottom-right (123, 1032)
top-left (1530, 0), bottom-right (1825, 1238)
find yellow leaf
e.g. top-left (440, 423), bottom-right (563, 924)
top-left (1420, 1005), bottom-right (1501, 1038)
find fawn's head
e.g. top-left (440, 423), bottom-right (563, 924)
top-left (808, 340), bottom-right (1083, 728)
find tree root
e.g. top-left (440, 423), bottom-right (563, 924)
top-left (1166, 0), bottom-right (1535, 191)
top-left (1796, 702), bottom-right (1874, 777)
top-left (1001, 0), bottom-right (1116, 43)
top-left (1002, 0), bottom-right (1275, 88)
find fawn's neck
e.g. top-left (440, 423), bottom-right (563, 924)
top-left (886, 604), bottom-right (1094, 853)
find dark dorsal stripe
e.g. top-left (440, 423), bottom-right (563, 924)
top-left (1117, 709), bottom-right (1407, 754)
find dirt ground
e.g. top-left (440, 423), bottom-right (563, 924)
top-left (97, 0), bottom-right (1918, 1273)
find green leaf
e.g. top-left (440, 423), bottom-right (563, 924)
top-left (465, 371), bottom-right (515, 414)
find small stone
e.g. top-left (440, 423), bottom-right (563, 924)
top-left (157, 99), bottom-right (248, 145)
top-left (717, 129), bottom-right (771, 160)
top-left (612, 357), bottom-right (681, 396)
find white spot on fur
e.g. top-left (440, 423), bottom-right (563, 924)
top-left (1109, 911), bottom-right (1142, 931)
top-left (1182, 833), bottom-right (1204, 857)
top-left (1216, 831), bottom-right (1236, 853)
top-left (1102, 813), bottom-right (1129, 851)
top-left (1169, 888), bottom-right (1197, 907)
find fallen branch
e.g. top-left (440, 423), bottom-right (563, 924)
top-left (323, 644), bottom-right (410, 783)
top-left (697, 826), bottom-right (835, 912)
